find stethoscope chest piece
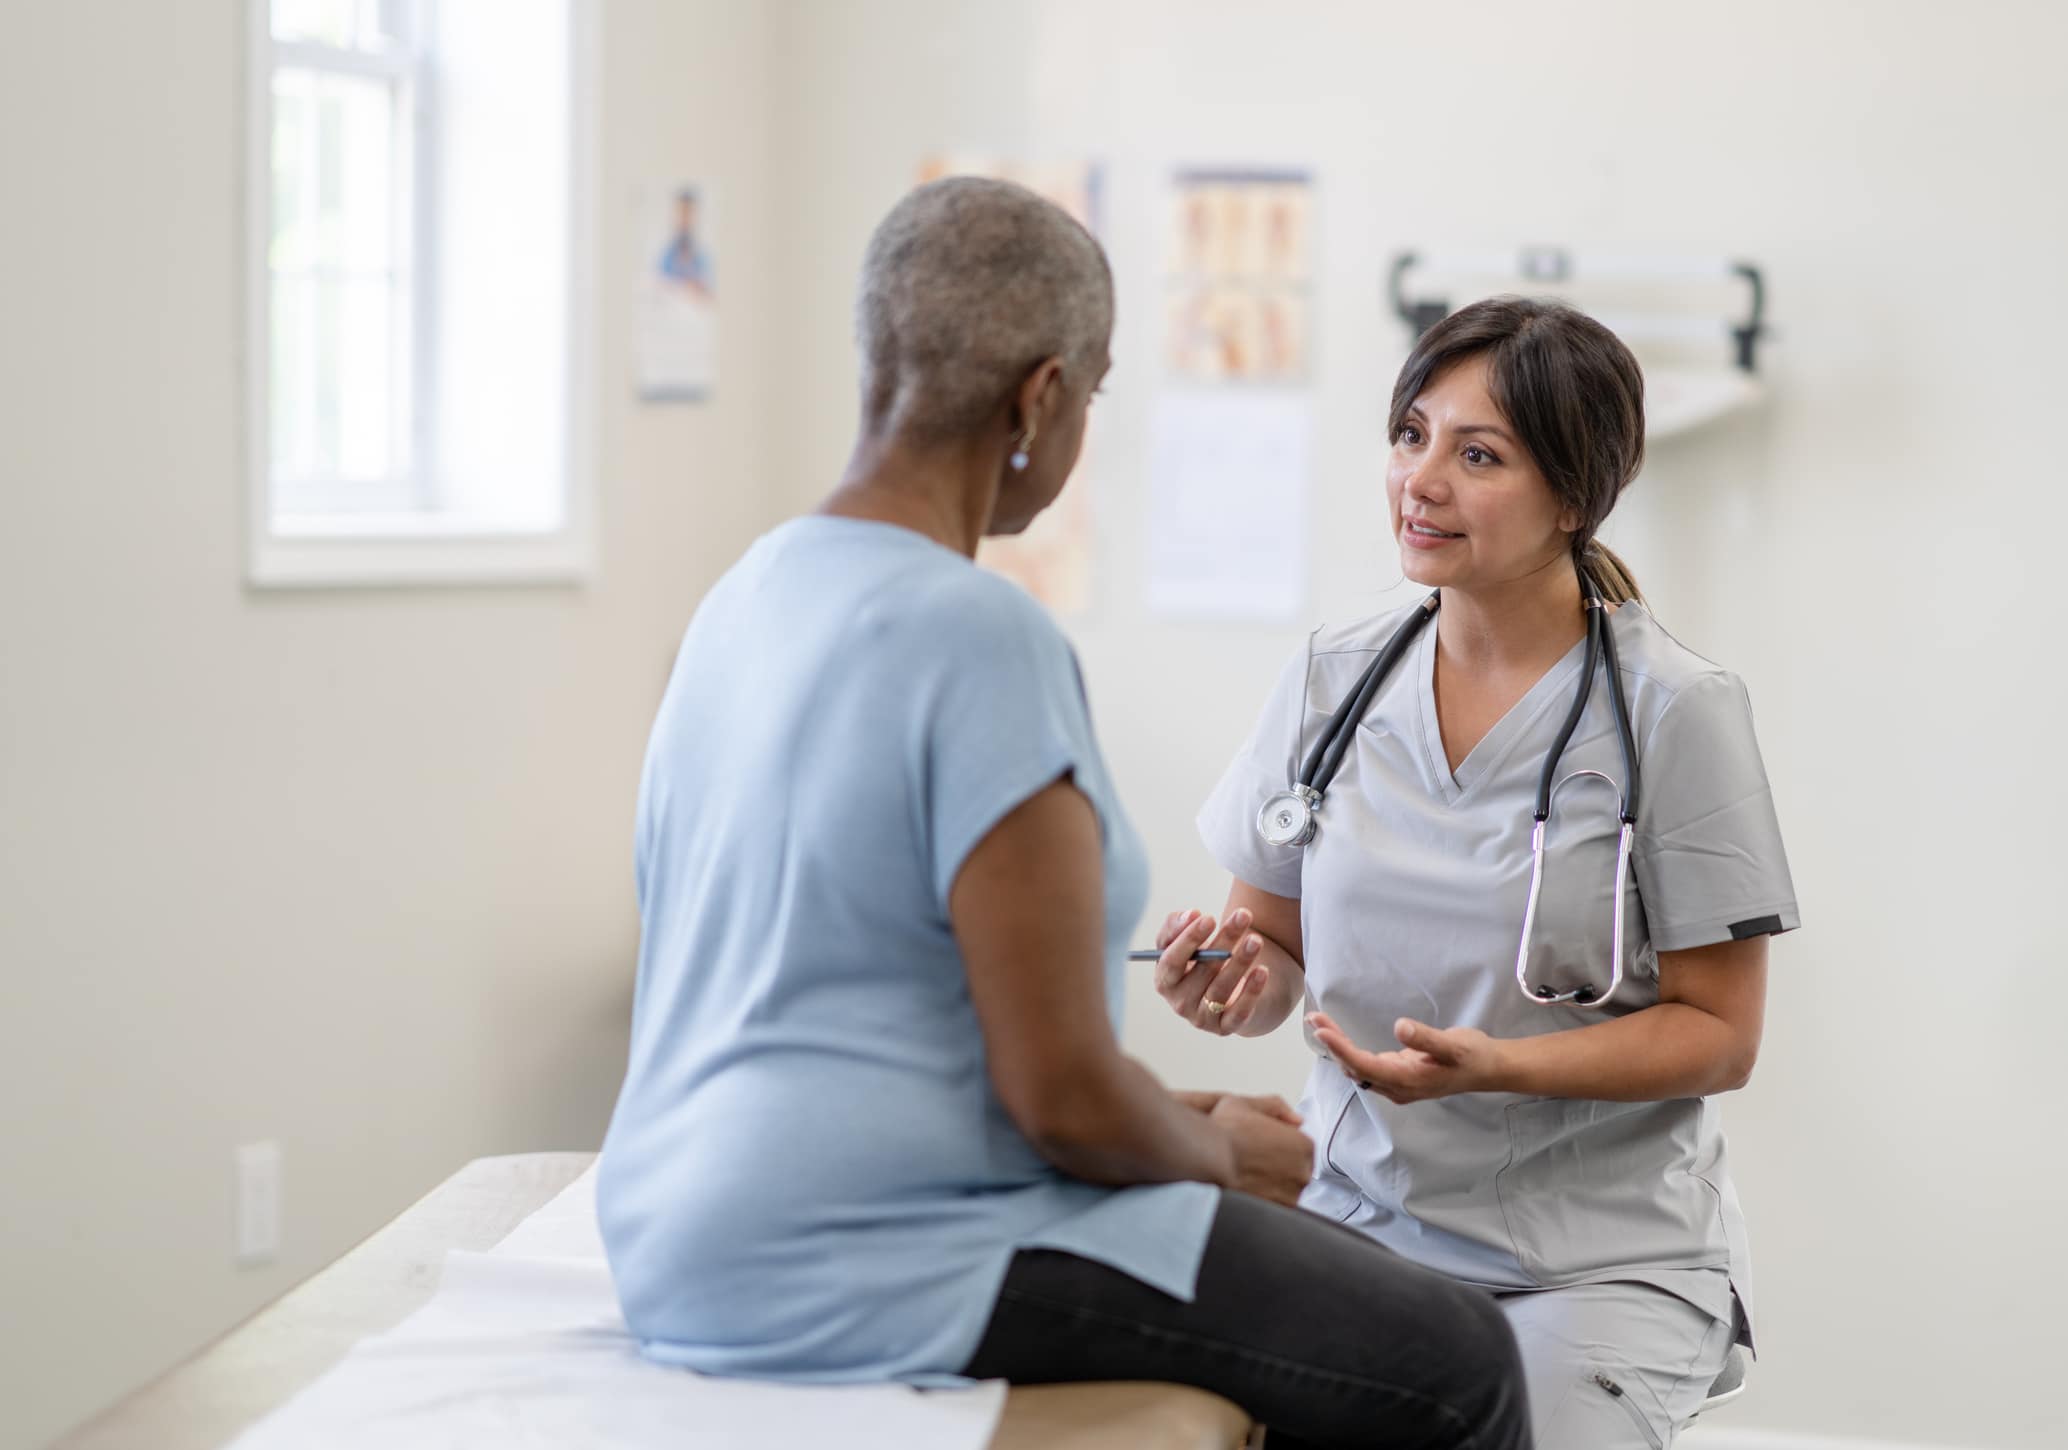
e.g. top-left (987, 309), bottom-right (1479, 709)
top-left (1257, 786), bottom-right (1321, 848)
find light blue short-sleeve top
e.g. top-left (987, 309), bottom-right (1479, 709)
top-left (598, 516), bottom-right (1218, 1383)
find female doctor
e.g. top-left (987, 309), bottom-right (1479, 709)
top-left (1153, 296), bottom-right (1798, 1449)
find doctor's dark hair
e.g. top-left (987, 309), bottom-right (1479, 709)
top-left (1387, 296), bottom-right (1647, 604)
top-left (855, 176), bottom-right (1113, 441)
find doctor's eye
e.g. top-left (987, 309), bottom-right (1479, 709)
top-left (1396, 424), bottom-right (1425, 446)
top-left (1462, 444), bottom-right (1500, 466)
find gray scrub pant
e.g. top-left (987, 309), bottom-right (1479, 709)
top-left (1497, 1280), bottom-right (1735, 1450)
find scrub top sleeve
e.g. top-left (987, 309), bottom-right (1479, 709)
top-left (922, 596), bottom-right (1092, 914)
top-left (1195, 638), bottom-right (1312, 900)
top-left (1632, 670), bottom-right (1801, 953)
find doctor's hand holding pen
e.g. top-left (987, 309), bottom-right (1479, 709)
top-left (1140, 893), bottom-right (1309, 1038)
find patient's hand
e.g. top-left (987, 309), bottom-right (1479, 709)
top-left (1210, 1096), bottom-right (1313, 1206)
top-left (1175, 1090), bottom-right (1302, 1125)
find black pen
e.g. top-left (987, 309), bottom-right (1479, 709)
top-left (1127, 949), bottom-right (1233, 962)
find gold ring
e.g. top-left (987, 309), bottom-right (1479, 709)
top-left (1204, 1000), bottom-right (1225, 1016)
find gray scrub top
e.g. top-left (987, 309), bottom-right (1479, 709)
top-left (1199, 600), bottom-right (1797, 1345)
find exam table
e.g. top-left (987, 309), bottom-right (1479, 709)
top-left (49, 1152), bottom-right (1254, 1450)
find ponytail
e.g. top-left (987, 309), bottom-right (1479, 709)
top-left (1578, 539), bottom-right (1643, 606)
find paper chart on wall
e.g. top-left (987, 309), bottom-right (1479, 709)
top-left (1145, 390), bottom-right (1311, 622)
top-left (636, 182), bottom-right (718, 401)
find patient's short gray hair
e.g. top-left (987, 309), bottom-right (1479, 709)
top-left (856, 177), bottom-right (1113, 441)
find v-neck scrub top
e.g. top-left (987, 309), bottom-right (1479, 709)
top-left (1198, 600), bottom-right (1797, 1346)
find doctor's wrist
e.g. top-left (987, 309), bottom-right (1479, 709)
top-left (1478, 1035), bottom-right (1545, 1096)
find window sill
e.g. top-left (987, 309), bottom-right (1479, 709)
top-left (247, 521), bottom-right (594, 589)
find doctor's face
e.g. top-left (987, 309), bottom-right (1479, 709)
top-left (1385, 356), bottom-right (1577, 593)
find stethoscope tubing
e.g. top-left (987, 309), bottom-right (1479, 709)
top-left (1268, 579), bottom-right (1645, 1007)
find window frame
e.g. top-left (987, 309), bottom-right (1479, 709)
top-left (267, 10), bottom-right (428, 517)
top-left (244, 0), bottom-right (599, 589)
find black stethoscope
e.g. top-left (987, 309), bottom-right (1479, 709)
top-left (1254, 583), bottom-right (1645, 1007)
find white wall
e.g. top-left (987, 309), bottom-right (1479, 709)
top-left (764, 2), bottom-right (2066, 1446)
top-left (6, 3), bottom-right (2064, 1448)
top-left (0, 3), bottom-right (778, 1446)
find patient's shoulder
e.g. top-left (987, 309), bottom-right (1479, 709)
top-left (862, 555), bottom-right (1073, 683)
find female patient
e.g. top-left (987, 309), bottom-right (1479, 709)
top-left (596, 177), bottom-right (1527, 1450)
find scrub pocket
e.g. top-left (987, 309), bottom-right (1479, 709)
top-left (1545, 1367), bottom-right (1669, 1450)
top-left (1495, 1096), bottom-right (1729, 1284)
top-left (1299, 1069), bottom-right (1368, 1224)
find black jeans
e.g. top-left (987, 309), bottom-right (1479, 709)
top-left (961, 1191), bottom-right (1531, 1450)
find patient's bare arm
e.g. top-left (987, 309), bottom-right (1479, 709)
top-left (952, 777), bottom-right (1311, 1205)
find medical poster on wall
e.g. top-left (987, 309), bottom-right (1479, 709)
top-left (636, 182), bottom-right (718, 401)
top-left (916, 156), bottom-right (1103, 614)
top-left (1164, 169), bottom-right (1312, 384)
top-left (1146, 168), bottom-right (1314, 621)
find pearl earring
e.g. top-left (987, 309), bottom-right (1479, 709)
top-left (1010, 428), bottom-right (1035, 472)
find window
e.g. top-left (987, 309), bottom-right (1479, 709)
top-left (247, 0), bottom-right (596, 585)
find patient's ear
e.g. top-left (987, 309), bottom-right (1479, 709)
top-left (1012, 356), bottom-right (1067, 434)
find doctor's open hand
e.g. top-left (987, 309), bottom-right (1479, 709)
top-left (1307, 1012), bottom-right (1504, 1104)
top-left (1150, 908), bottom-right (1285, 1036)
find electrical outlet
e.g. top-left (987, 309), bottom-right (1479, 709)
top-left (235, 1140), bottom-right (282, 1267)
